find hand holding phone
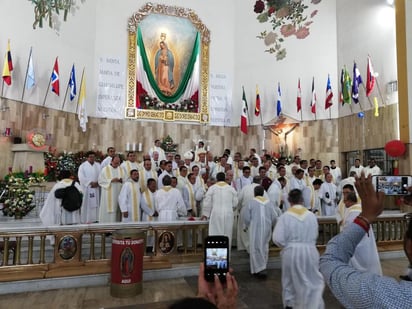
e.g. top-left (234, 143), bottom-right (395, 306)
top-left (204, 235), bottom-right (229, 283)
top-left (372, 175), bottom-right (412, 196)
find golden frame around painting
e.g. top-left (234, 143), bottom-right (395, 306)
top-left (126, 3), bottom-right (210, 123)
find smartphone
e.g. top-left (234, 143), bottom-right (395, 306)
top-left (372, 175), bottom-right (412, 195)
top-left (204, 235), bottom-right (229, 283)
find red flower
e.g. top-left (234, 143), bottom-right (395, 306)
top-left (254, 0), bottom-right (265, 13)
top-left (268, 6), bottom-right (275, 16)
top-left (295, 27), bottom-right (310, 39)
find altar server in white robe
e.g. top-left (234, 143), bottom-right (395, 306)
top-left (118, 169), bottom-right (141, 222)
top-left (201, 172), bottom-right (238, 250)
top-left (155, 175), bottom-right (186, 221)
top-left (40, 170), bottom-right (83, 227)
top-left (342, 191), bottom-right (382, 275)
top-left (139, 159), bottom-right (158, 192)
top-left (98, 155), bottom-right (125, 223)
top-left (141, 178), bottom-right (158, 247)
top-left (237, 176), bottom-right (269, 252)
top-left (121, 151), bottom-right (140, 179)
top-left (273, 189), bottom-right (325, 309)
top-left (318, 173), bottom-right (338, 216)
top-left (242, 186), bottom-right (278, 277)
top-left (78, 151), bottom-right (101, 223)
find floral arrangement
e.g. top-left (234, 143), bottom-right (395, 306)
top-left (254, 0), bottom-right (322, 60)
top-left (138, 92), bottom-right (199, 113)
top-left (57, 151), bottom-right (77, 175)
top-left (161, 135), bottom-right (178, 153)
top-left (2, 174), bottom-right (45, 218)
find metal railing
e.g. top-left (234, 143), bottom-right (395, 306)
top-left (0, 214), bottom-right (407, 282)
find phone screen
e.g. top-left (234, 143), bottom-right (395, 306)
top-left (204, 236), bottom-right (229, 282)
top-left (375, 176), bottom-right (410, 195)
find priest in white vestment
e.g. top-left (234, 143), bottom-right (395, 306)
top-left (182, 173), bottom-right (205, 217)
top-left (40, 170), bottom-right (83, 228)
top-left (98, 156), bottom-right (125, 223)
top-left (100, 147), bottom-right (116, 170)
top-left (139, 159), bottom-right (158, 192)
top-left (78, 151), bottom-right (101, 223)
top-left (155, 175), bottom-right (186, 221)
top-left (273, 189), bottom-right (325, 309)
top-left (201, 172), bottom-right (238, 250)
top-left (237, 177), bottom-right (270, 252)
top-left (148, 139), bottom-right (166, 161)
top-left (242, 186), bottom-right (278, 277)
top-left (121, 151), bottom-right (140, 179)
top-left (140, 178), bottom-right (158, 247)
top-left (319, 173), bottom-right (338, 216)
top-left (342, 192), bottom-right (382, 275)
top-left (118, 169), bottom-right (141, 222)
top-left (289, 169), bottom-right (312, 209)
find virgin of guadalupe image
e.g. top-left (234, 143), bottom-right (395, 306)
top-left (155, 40), bottom-right (175, 95)
top-left (120, 247), bottom-right (134, 277)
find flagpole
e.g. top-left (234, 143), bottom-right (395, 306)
top-left (21, 47), bottom-right (33, 101)
top-left (61, 63), bottom-right (74, 111)
top-left (42, 58), bottom-right (56, 107)
top-left (76, 68), bottom-right (85, 114)
top-left (375, 79), bottom-right (386, 107)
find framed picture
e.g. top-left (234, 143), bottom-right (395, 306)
top-left (126, 3), bottom-right (210, 123)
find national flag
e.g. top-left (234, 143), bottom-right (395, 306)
top-left (277, 82), bottom-right (282, 116)
top-left (78, 70), bottom-right (88, 132)
top-left (26, 48), bottom-right (35, 89)
top-left (342, 67), bottom-right (352, 104)
top-left (339, 69), bottom-right (344, 104)
top-left (241, 87), bottom-right (248, 134)
top-left (366, 56), bottom-right (375, 97)
top-left (351, 62), bottom-right (363, 103)
top-left (51, 57), bottom-right (60, 95)
top-left (297, 78), bottom-right (302, 112)
top-left (2, 40), bottom-right (13, 85)
top-left (69, 64), bottom-right (77, 101)
top-left (255, 85), bottom-right (260, 116)
top-left (325, 75), bottom-right (333, 109)
top-left (310, 77), bottom-right (316, 114)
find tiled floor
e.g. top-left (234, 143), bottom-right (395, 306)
top-left (1, 256), bottom-right (408, 309)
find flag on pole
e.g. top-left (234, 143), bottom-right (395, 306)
top-left (342, 67), bottom-right (352, 104)
top-left (366, 56), bottom-right (375, 97)
top-left (325, 75), bottom-right (333, 109)
top-left (310, 77), bottom-right (316, 114)
top-left (241, 87), bottom-right (248, 134)
top-left (297, 78), bottom-right (302, 112)
top-left (255, 85), bottom-right (260, 116)
top-left (78, 70), bottom-right (88, 132)
top-left (51, 57), bottom-right (60, 95)
top-left (351, 62), bottom-right (363, 103)
top-left (69, 64), bottom-right (77, 101)
top-left (2, 40), bottom-right (13, 85)
top-left (277, 82), bottom-right (282, 116)
top-left (26, 48), bottom-right (35, 89)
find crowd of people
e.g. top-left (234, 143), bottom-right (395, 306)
top-left (41, 139), bottom-right (403, 308)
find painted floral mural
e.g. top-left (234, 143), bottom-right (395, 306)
top-left (254, 0), bottom-right (322, 60)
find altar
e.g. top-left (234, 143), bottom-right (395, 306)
top-left (11, 144), bottom-right (46, 173)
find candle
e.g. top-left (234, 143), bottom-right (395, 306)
top-left (44, 168), bottom-right (48, 176)
top-left (126, 143), bottom-right (130, 151)
top-left (138, 142), bottom-right (142, 152)
top-left (207, 145), bottom-right (210, 152)
top-left (29, 166), bottom-right (33, 174)
top-left (5, 128), bottom-right (11, 136)
top-left (132, 143), bottom-right (136, 151)
top-left (8, 167), bottom-right (12, 173)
